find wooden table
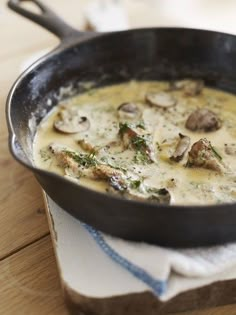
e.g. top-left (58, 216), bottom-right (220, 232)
top-left (1, 1), bottom-right (236, 314)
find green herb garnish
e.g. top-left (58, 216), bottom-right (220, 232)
top-left (129, 179), bottom-right (142, 189)
top-left (133, 150), bottom-right (152, 165)
top-left (210, 145), bottom-right (222, 161)
top-left (131, 135), bottom-right (148, 150)
top-left (64, 150), bottom-right (98, 168)
top-left (136, 120), bottom-right (146, 130)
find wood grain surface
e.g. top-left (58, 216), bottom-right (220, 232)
top-left (0, 235), bottom-right (68, 315)
top-left (1, 0), bottom-right (236, 314)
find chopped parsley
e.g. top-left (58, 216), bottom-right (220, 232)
top-left (132, 134), bottom-right (153, 164)
top-left (64, 150), bottom-right (98, 168)
top-left (136, 120), bottom-right (146, 130)
top-left (131, 135), bottom-right (148, 150)
top-left (210, 145), bottom-right (222, 161)
top-left (129, 179), bottom-right (142, 189)
top-left (133, 150), bottom-right (152, 165)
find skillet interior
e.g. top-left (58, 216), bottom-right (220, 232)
top-left (7, 28), bottom-right (236, 247)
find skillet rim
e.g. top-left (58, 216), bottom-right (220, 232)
top-left (6, 26), bottom-right (236, 212)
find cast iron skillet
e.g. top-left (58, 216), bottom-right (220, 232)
top-left (7, 0), bottom-right (236, 247)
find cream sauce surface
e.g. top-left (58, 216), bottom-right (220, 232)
top-left (33, 81), bottom-right (236, 205)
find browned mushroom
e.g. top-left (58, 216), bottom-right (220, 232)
top-left (170, 79), bottom-right (204, 96)
top-left (170, 133), bottom-right (190, 162)
top-left (186, 138), bottom-right (225, 172)
top-left (145, 91), bottom-right (176, 108)
top-left (54, 107), bottom-right (90, 134)
top-left (185, 108), bottom-right (221, 132)
top-left (117, 102), bottom-right (141, 119)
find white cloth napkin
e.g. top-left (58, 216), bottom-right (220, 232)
top-left (84, 0), bottom-right (129, 32)
top-left (83, 222), bottom-right (236, 301)
top-left (45, 197), bottom-right (236, 301)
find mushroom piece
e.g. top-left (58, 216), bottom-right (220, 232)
top-left (224, 144), bottom-right (236, 156)
top-left (118, 102), bottom-right (141, 120)
top-left (170, 133), bottom-right (190, 162)
top-left (170, 79), bottom-right (204, 96)
top-left (147, 188), bottom-right (171, 204)
top-left (185, 108), bottom-right (221, 132)
top-left (186, 138), bottom-right (225, 173)
top-left (107, 183), bottom-right (171, 204)
top-left (145, 91), bottom-right (177, 108)
top-left (54, 107), bottom-right (90, 134)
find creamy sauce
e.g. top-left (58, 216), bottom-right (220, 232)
top-left (33, 81), bottom-right (236, 205)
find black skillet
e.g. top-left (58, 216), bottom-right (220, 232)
top-left (7, 0), bottom-right (236, 247)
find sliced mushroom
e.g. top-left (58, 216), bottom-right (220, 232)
top-left (225, 144), bottom-right (236, 156)
top-left (118, 102), bottom-right (141, 120)
top-left (145, 91), bottom-right (176, 108)
top-left (186, 138), bottom-right (225, 173)
top-left (185, 108), bottom-right (221, 132)
top-left (170, 133), bottom-right (190, 162)
top-left (54, 107), bottom-right (90, 134)
top-left (170, 79), bottom-right (204, 96)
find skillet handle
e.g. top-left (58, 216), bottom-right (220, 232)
top-left (8, 0), bottom-right (81, 41)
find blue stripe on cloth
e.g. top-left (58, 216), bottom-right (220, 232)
top-left (83, 223), bottom-right (167, 297)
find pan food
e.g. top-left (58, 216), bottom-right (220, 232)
top-left (34, 79), bottom-right (236, 205)
top-left (7, 0), bottom-right (236, 247)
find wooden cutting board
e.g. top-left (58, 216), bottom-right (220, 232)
top-left (43, 194), bottom-right (236, 315)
